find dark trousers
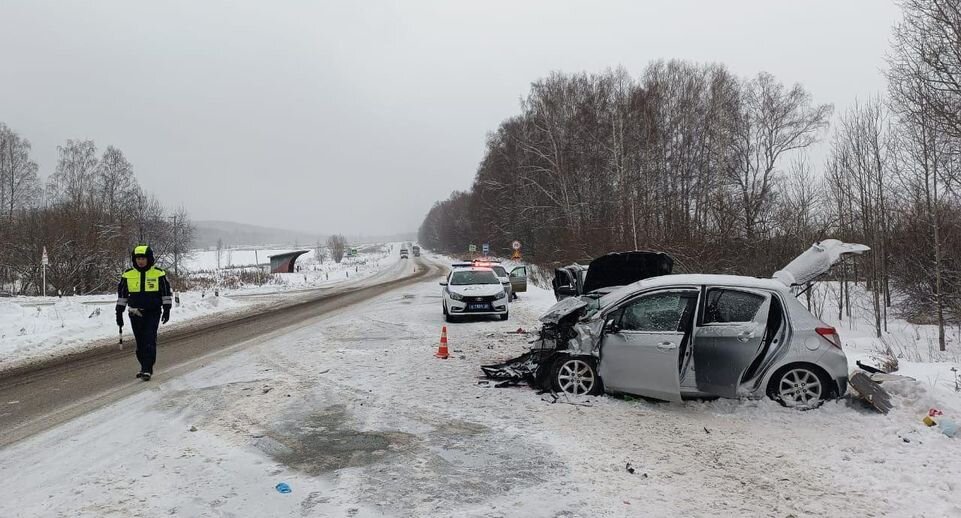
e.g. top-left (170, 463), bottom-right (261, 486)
top-left (130, 309), bottom-right (161, 374)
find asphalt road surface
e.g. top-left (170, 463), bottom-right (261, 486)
top-left (0, 256), bottom-right (443, 447)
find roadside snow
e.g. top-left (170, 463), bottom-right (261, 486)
top-left (0, 246), bottom-right (398, 372)
top-left (810, 282), bottom-right (961, 415)
top-left (2, 263), bottom-right (960, 517)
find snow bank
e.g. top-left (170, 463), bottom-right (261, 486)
top-left (0, 245), bottom-right (398, 371)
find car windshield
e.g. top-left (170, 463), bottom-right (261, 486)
top-left (490, 266), bottom-right (508, 277)
top-left (450, 270), bottom-right (499, 285)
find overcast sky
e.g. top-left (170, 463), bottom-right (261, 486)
top-left (0, 1), bottom-right (902, 235)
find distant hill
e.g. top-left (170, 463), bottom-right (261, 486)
top-left (192, 221), bottom-right (325, 249)
top-left (191, 220), bottom-right (415, 249)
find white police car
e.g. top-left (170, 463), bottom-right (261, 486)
top-left (440, 266), bottom-right (509, 322)
top-left (453, 260), bottom-right (513, 298)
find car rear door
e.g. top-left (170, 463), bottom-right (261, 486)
top-left (509, 266), bottom-right (527, 293)
top-left (597, 289), bottom-right (699, 402)
top-left (693, 287), bottom-right (772, 398)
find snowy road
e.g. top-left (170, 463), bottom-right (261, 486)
top-left (1, 259), bottom-right (960, 517)
top-left (0, 256), bottom-right (439, 447)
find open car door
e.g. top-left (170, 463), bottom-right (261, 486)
top-left (693, 287), bottom-right (772, 398)
top-left (597, 289), bottom-right (698, 402)
top-left (509, 266), bottom-right (528, 294)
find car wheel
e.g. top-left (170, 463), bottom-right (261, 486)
top-left (500, 312), bottom-right (509, 321)
top-left (551, 356), bottom-right (602, 396)
top-left (443, 302), bottom-right (449, 316)
top-left (769, 365), bottom-right (830, 410)
top-left (445, 312), bottom-right (456, 323)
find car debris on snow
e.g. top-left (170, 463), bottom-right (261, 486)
top-left (848, 370), bottom-right (894, 414)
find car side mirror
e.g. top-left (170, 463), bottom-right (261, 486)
top-left (604, 319), bottom-right (621, 334)
top-left (439, 282), bottom-right (448, 286)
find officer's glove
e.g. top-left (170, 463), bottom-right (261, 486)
top-left (116, 307), bottom-right (124, 327)
top-left (162, 306), bottom-right (170, 324)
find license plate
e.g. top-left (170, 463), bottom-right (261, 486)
top-left (468, 303), bottom-right (490, 311)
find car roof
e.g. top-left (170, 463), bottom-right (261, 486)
top-left (604, 273), bottom-right (790, 299)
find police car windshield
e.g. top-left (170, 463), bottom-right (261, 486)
top-left (450, 270), bottom-right (499, 285)
top-left (490, 266), bottom-right (508, 277)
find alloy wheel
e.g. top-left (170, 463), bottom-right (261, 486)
top-left (556, 359), bottom-right (596, 395)
top-left (777, 368), bottom-right (823, 408)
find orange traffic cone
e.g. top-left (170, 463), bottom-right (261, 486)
top-left (435, 326), bottom-right (450, 359)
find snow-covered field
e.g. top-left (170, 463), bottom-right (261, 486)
top-left (1, 258), bottom-right (960, 517)
top-left (0, 245), bottom-right (397, 372)
top-left (810, 282), bottom-right (961, 401)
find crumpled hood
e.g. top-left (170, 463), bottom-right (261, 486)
top-left (539, 297), bottom-right (588, 323)
top-left (448, 284), bottom-right (505, 297)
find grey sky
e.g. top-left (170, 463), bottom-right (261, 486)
top-left (0, 1), bottom-right (901, 235)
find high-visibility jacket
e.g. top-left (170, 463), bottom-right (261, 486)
top-left (116, 266), bottom-right (172, 311)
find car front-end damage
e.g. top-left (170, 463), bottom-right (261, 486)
top-left (481, 297), bottom-right (602, 390)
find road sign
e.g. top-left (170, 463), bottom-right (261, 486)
top-left (42, 247), bottom-right (48, 266)
top-left (468, 244), bottom-right (477, 252)
top-left (512, 240), bottom-right (521, 250)
top-left (482, 243), bottom-right (490, 255)
top-left (511, 250), bottom-right (522, 260)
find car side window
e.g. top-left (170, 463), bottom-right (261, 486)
top-left (703, 289), bottom-right (765, 324)
top-left (618, 291), bottom-right (692, 332)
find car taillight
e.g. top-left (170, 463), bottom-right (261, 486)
top-left (816, 326), bottom-right (841, 349)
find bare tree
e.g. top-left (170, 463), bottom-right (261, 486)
top-left (47, 139), bottom-right (99, 208)
top-left (326, 234), bottom-right (347, 263)
top-left (0, 123), bottom-right (41, 218)
top-left (314, 240), bottom-right (326, 263)
top-left (96, 146), bottom-right (139, 220)
top-left (724, 72), bottom-right (832, 240)
top-left (888, 0), bottom-right (961, 139)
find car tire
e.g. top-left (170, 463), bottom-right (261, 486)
top-left (551, 356), bottom-right (602, 396)
top-left (767, 364), bottom-right (832, 410)
top-left (445, 312), bottom-right (456, 323)
top-left (500, 312), bottom-right (509, 321)
top-left (443, 302), bottom-right (449, 317)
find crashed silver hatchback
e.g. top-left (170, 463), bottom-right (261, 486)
top-left (483, 240), bottom-right (869, 409)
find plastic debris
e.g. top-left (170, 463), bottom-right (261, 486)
top-left (276, 482), bottom-right (291, 494)
top-left (938, 418), bottom-right (958, 438)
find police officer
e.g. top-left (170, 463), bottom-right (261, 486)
top-left (116, 245), bottom-right (172, 381)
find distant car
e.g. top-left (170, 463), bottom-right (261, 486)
top-left (400, 248), bottom-right (409, 259)
top-left (0, 290), bottom-right (13, 297)
top-left (441, 266), bottom-right (509, 322)
top-left (412, 245), bottom-right (421, 257)
top-left (485, 239), bottom-right (870, 410)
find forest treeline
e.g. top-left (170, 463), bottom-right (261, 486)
top-left (418, 0), bottom-right (961, 348)
top-left (0, 127), bottom-right (193, 295)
